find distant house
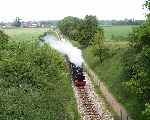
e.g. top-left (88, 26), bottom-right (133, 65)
top-left (28, 23), bottom-right (38, 28)
top-left (50, 25), bottom-right (57, 30)
top-left (21, 21), bottom-right (40, 28)
top-left (0, 22), bottom-right (13, 29)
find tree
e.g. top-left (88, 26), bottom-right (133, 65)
top-left (142, 103), bottom-right (150, 120)
top-left (0, 30), bottom-right (9, 50)
top-left (122, 1), bottom-right (150, 119)
top-left (58, 16), bottom-right (81, 40)
top-left (122, 0), bottom-right (150, 101)
top-left (92, 27), bottom-right (104, 63)
top-left (58, 15), bottom-right (99, 48)
top-left (13, 17), bottom-right (22, 27)
top-left (79, 15), bottom-right (98, 48)
top-left (145, 0), bottom-right (150, 11)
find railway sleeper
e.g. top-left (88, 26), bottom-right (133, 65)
top-left (80, 98), bottom-right (91, 102)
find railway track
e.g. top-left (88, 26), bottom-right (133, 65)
top-left (49, 30), bottom-right (114, 120)
top-left (73, 73), bottom-right (113, 120)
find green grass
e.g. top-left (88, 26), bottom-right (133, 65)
top-left (2, 28), bottom-right (49, 41)
top-left (103, 25), bottom-right (138, 41)
top-left (84, 42), bottom-right (145, 120)
top-left (0, 28), bottom-right (79, 120)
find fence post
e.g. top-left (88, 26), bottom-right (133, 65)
top-left (98, 80), bottom-right (100, 87)
top-left (127, 115), bottom-right (128, 120)
top-left (96, 79), bottom-right (98, 86)
top-left (120, 110), bottom-right (122, 120)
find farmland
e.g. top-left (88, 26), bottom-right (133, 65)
top-left (1, 26), bottom-right (135, 42)
top-left (102, 25), bottom-right (138, 41)
top-left (3, 28), bottom-right (49, 41)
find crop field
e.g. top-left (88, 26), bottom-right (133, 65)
top-left (102, 25), bottom-right (138, 41)
top-left (1, 25), bottom-right (137, 42)
top-left (2, 28), bottom-right (49, 41)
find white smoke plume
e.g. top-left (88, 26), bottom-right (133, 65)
top-left (43, 35), bottom-right (84, 67)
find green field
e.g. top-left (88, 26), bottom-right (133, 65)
top-left (102, 25), bottom-right (138, 41)
top-left (2, 28), bottom-right (49, 41)
top-left (1, 25), bottom-right (136, 42)
top-left (0, 28), bottom-right (79, 120)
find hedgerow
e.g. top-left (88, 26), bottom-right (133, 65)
top-left (0, 31), bottom-right (79, 120)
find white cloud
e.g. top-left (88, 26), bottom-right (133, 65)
top-left (0, 0), bottom-right (146, 22)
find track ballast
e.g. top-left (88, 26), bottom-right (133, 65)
top-left (73, 72), bottom-right (114, 120)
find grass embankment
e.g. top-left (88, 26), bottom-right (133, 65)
top-left (84, 42), bottom-right (144, 120)
top-left (0, 28), bottom-right (79, 120)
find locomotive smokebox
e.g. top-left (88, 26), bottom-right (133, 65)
top-left (70, 62), bottom-right (86, 87)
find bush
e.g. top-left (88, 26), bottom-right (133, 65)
top-left (0, 30), bottom-right (9, 50)
top-left (58, 15), bottom-right (99, 48)
top-left (142, 103), bottom-right (150, 120)
top-left (122, 20), bottom-right (150, 102)
top-left (0, 39), bottom-right (79, 120)
top-left (121, 4), bottom-right (150, 119)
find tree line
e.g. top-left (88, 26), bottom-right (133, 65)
top-left (58, 15), bottom-right (104, 49)
top-left (99, 19), bottom-right (145, 26)
top-left (122, 1), bottom-right (150, 119)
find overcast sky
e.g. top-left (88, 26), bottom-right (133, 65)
top-left (0, 0), bottom-right (147, 22)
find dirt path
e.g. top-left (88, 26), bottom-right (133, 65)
top-left (84, 63), bottom-right (132, 120)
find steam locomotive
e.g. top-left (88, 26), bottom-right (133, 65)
top-left (69, 62), bottom-right (86, 87)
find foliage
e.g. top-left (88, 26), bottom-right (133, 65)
top-left (121, 1), bottom-right (150, 119)
top-left (12, 17), bottom-right (22, 27)
top-left (82, 1), bottom-right (150, 120)
top-left (79, 15), bottom-right (98, 48)
top-left (145, 0), bottom-right (150, 11)
top-left (85, 22), bottom-right (150, 120)
top-left (58, 15), bottom-right (98, 48)
top-left (122, 19), bottom-right (150, 102)
top-left (142, 103), bottom-right (150, 120)
top-left (84, 42), bottom-right (147, 120)
top-left (91, 27), bottom-right (106, 63)
top-left (99, 19), bottom-right (144, 26)
top-left (0, 30), bottom-right (9, 50)
top-left (0, 30), bottom-right (79, 120)
top-left (58, 16), bottom-right (81, 41)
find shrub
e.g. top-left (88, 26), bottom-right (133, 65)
top-left (142, 103), bottom-right (150, 120)
top-left (0, 30), bottom-right (9, 50)
top-left (0, 39), bottom-right (79, 120)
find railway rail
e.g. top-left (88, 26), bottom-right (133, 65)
top-left (73, 73), bottom-right (113, 120)
top-left (50, 30), bottom-right (114, 120)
